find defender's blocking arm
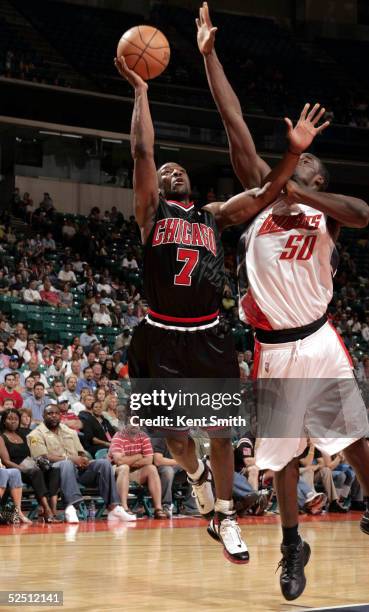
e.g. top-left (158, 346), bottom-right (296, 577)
top-left (285, 181), bottom-right (369, 228)
top-left (115, 57), bottom-right (159, 242)
top-left (196, 2), bottom-right (271, 188)
top-left (206, 103), bottom-right (329, 231)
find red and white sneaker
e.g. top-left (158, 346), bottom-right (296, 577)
top-left (207, 511), bottom-right (249, 564)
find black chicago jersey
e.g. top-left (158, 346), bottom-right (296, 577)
top-left (143, 197), bottom-right (225, 318)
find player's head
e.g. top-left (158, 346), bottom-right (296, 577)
top-left (292, 153), bottom-right (329, 192)
top-left (157, 163), bottom-right (191, 201)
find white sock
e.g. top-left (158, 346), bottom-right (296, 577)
top-left (188, 460), bottom-right (205, 482)
top-left (215, 498), bottom-right (234, 514)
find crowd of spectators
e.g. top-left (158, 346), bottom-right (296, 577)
top-left (0, 186), bottom-right (366, 524)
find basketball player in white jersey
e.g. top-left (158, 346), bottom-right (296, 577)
top-left (198, 2), bottom-right (369, 601)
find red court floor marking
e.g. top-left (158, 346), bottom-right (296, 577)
top-left (0, 511), bottom-right (362, 536)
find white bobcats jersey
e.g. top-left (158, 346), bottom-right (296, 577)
top-left (238, 198), bottom-right (336, 330)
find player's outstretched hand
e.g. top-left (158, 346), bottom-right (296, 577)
top-left (196, 2), bottom-right (218, 56)
top-left (285, 103), bottom-right (330, 154)
top-left (114, 56), bottom-right (148, 90)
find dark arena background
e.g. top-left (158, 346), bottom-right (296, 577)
top-left (0, 0), bottom-right (369, 611)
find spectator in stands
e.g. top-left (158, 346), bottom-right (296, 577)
top-left (24, 382), bottom-right (51, 426)
top-left (76, 367), bottom-right (96, 395)
top-left (152, 436), bottom-right (197, 517)
top-left (60, 376), bottom-right (79, 405)
top-left (71, 390), bottom-right (94, 416)
top-left (92, 363), bottom-right (103, 387)
top-left (19, 408), bottom-right (32, 434)
top-left (110, 305), bottom-right (123, 327)
top-left (0, 341), bottom-right (9, 369)
top-left (72, 253), bottom-right (85, 274)
top-left (109, 421), bottom-right (167, 520)
top-left (59, 283), bottom-right (73, 309)
top-left (90, 293), bottom-right (102, 315)
top-left (0, 373), bottom-right (23, 410)
top-left (23, 280), bottom-right (42, 304)
top-left (103, 395), bottom-right (119, 428)
top-left (122, 253), bottom-right (138, 271)
top-left (42, 232), bottom-right (56, 253)
top-left (80, 325), bottom-right (98, 352)
top-left (22, 358), bottom-right (47, 388)
top-left (40, 347), bottom-right (53, 369)
top-left (0, 355), bottom-right (24, 385)
top-left (122, 304), bottom-right (139, 329)
top-left (222, 289), bottom-right (236, 312)
top-left (61, 220), bottom-right (76, 242)
top-left (10, 273), bottom-right (25, 296)
top-left (0, 409), bottom-right (61, 522)
top-left (299, 443), bottom-right (347, 512)
top-left (0, 271), bottom-right (9, 294)
top-left (58, 263), bottom-right (77, 286)
top-left (0, 320), bottom-right (10, 344)
top-left (40, 278), bottom-right (61, 307)
top-left (94, 387), bottom-right (106, 406)
top-left (361, 322), bottom-right (369, 343)
top-left (21, 376), bottom-right (35, 401)
top-left (14, 328), bottom-right (28, 357)
top-left (28, 404), bottom-right (128, 523)
top-left (57, 399), bottom-right (82, 431)
top-left (238, 352), bottom-right (250, 381)
top-left (0, 456), bottom-right (32, 523)
top-left (79, 399), bottom-right (116, 457)
top-left (234, 437), bottom-right (259, 491)
top-left (103, 358), bottom-right (118, 381)
top-left (23, 339), bottom-right (42, 365)
top-left (93, 303), bottom-right (112, 327)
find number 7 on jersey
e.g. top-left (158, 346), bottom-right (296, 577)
top-left (174, 248), bottom-right (199, 286)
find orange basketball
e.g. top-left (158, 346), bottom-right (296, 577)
top-left (117, 25), bottom-right (170, 80)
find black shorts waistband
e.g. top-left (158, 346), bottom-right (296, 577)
top-left (255, 314), bottom-right (328, 344)
top-left (146, 308), bottom-right (219, 330)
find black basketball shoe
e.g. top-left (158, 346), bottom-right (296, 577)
top-left (277, 538), bottom-right (311, 601)
top-left (207, 511), bottom-right (249, 564)
top-left (360, 510), bottom-right (369, 535)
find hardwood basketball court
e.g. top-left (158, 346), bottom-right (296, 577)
top-left (0, 513), bottom-right (368, 611)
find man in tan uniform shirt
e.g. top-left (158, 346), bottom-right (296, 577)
top-left (28, 404), bottom-right (133, 523)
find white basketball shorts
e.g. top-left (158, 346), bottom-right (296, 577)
top-left (254, 322), bottom-right (369, 471)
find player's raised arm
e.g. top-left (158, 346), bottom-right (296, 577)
top-left (114, 56), bottom-right (159, 242)
top-left (196, 2), bottom-right (271, 188)
top-left (284, 181), bottom-right (369, 229)
top-left (206, 103), bottom-right (330, 231)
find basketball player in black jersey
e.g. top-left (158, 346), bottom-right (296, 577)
top-left (114, 53), bottom-right (326, 563)
top-left (197, 0), bottom-right (369, 598)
